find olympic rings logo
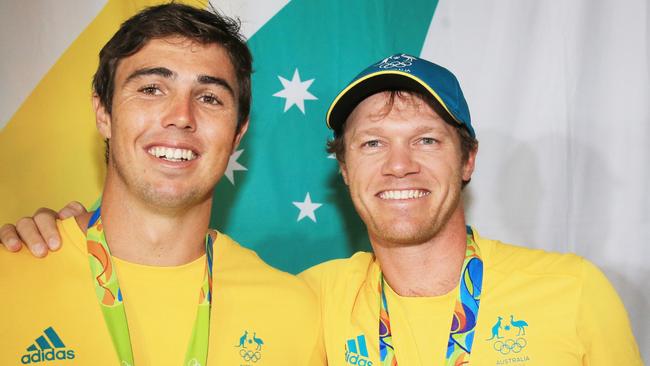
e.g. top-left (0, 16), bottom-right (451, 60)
top-left (493, 338), bottom-right (527, 354)
top-left (239, 349), bottom-right (262, 362)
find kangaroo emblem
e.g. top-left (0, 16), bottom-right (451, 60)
top-left (236, 330), bottom-right (248, 347)
top-left (510, 315), bottom-right (529, 336)
top-left (253, 332), bottom-right (264, 351)
top-left (486, 316), bottom-right (504, 340)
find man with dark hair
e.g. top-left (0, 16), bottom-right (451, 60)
top-left (0, 4), bottom-right (324, 366)
top-left (93, 3), bottom-right (252, 163)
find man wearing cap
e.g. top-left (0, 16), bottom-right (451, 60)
top-left (299, 53), bottom-right (642, 365)
top-left (1, 53), bottom-right (643, 365)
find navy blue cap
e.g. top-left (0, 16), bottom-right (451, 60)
top-left (326, 53), bottom-right (475, 138)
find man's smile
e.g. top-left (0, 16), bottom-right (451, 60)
top-left (147, 146), bottom-right (198, 162)
top-left (377, 189), bottom-right (431, 200)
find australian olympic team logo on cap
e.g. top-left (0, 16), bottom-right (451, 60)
top-left (485, 314), bottom-right (531, 364)
top-left (235, 330), bottom-right (264, 364)
top-left (377, 54), bottom-right (415, 71)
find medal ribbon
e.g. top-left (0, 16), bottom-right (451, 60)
top-left (86, 207), bottom-right (214, 366)
top-left (379, 227), bottom-right (483, 366)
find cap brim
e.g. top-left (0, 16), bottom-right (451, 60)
top-left (326, 70), bottom-right (462, 136)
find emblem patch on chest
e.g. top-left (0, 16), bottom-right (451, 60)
top-left (485, 315), bottom-right (531, 365)
top-left (235, 330), bottom-right (264, 365)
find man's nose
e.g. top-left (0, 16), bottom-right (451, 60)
top-left (163, 93), bottom-right (196, 130)
top-left (381, 144), bottom-right (420, 178)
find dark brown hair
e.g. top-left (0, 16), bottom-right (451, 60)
top-left (93, 3), bottom-right (252, 128)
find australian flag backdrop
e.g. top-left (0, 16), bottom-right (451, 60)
top-left (0, 0), bottom-right (648, 359)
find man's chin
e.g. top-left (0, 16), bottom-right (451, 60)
top-left (111, 155), bottom-right (217, 211)
top-left (370, 221), bottom-right (438, 247)
top-left (140, 187), bottom-right (209, 211)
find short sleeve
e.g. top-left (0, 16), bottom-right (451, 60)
top-left (576, 258), bottom-right (642, 365)
top-left (299, 264), bottom-right (327, 301)
top-left (299, 265), bottom-right (328, 365)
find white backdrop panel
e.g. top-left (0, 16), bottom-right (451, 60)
top-left (422, 0), bottom-right (649, 357)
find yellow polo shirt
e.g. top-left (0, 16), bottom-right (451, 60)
top-left (0, 217), bottom-right (325, 366)
top-left (300, 230), bottom-right (642, 366)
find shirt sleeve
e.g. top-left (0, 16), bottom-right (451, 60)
top-left (299, 265), bottom-right (329, 365)
top-left (305, 316), bottom-right (327, 366)
top-left (298, 265), bottom-right (326, 301)
top-left (576, 258), bottom-right (643, 365)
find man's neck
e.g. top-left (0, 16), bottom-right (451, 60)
top-left (371, 208), bottom-right (468, 297)
top-left (77, 181), bottom-right (213, 267)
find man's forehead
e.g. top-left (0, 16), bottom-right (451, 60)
top-left (351, 124), bottom-right (444, 137)
top-left (115, 36), bottom-right (234, 77)
top-left (134, 35), bottom-right (212, 53)
top-left (345, 92), bottom-right (444, 129)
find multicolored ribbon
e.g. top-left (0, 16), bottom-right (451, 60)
top-left (86, 207), bottom-right (214, 366)
top-left (379, 227), bottom-right (484, 366)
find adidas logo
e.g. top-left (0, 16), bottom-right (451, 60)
top-left (345, 334), bottom-right (373, 366)
top-left (20, 327), bottom-right (75, 364)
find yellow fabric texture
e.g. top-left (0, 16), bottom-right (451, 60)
top-left (384, 284), bottom-right (457, 365)
top-left (0, 217), bottom-right (325, 366)
top-left (112, 253), bottom-right (205, 365)
top-left (300, 230), bottom-right (642, 366)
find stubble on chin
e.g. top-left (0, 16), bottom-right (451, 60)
top-left (370, 216), bottom-right (442, 247)
top-left (110, 152), bottom-right (208, 210)
top-left (368, 189), bottom-right (462, 247)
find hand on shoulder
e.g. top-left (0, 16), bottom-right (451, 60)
top-left (0, 201), bottom-right (87, 257)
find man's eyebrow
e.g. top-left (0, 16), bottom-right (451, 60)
top-left (354, 127), bottom-right (384, 136)
top-left (125, 67), bottom-right (174, 83)
top-left (352, 125), bottom-right (443, 138)
top-left (198, 75), bottom-right (235, 97)
top-left (413, 125), bottom-right (440, 134)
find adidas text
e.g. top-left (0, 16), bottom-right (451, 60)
top-left (345, 351), bottom-right (373, 366)
top-left (21, 349), bottom-right (75, 364)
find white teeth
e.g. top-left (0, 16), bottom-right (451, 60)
top-left (147, 146), bottom-right (197, 162)
top-left (379, 190), bottom-right (430, 200)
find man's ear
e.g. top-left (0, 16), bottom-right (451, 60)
top-left (462, 143), bottom-right (478, 182)
top-left (93, 94), bottom-right (111, 139)
top-left (340, 161), bottom-right (349, 185)
top-left (232, 118), bottom-right (250, 151)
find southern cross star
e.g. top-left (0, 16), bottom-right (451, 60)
top-left (292, 192), bottom-right (323, 222)
top-left (273, 68), bottom-right (317, 114)
top-left (224, 149), bottom-right (247, 185)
